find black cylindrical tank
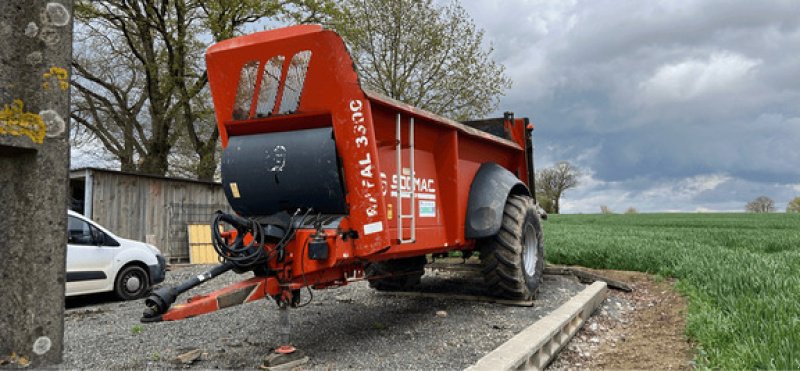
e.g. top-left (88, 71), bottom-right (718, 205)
top-left (221, 127), bottom-right (347, 217)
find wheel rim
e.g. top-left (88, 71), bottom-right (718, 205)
top-left (522, 224), bottom-right (538, 277)
top-left (124, 272), bottom-right (143, 293)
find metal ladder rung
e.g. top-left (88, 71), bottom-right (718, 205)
top-left (396, 113), bottom-right (416, 244)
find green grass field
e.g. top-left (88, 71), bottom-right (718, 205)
top-left (543, 213), bottom-right (800, 369)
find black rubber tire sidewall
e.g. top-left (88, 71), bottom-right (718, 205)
top-left (114, 265), bottom-right (150, 300)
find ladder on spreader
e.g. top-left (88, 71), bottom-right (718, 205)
top-left (396, 113), bottom-right (416, 244)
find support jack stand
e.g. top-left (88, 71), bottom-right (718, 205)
top-left (260, 299), bottom-right (308, 370)
top-left (261, 346), bottom-right (308, 371)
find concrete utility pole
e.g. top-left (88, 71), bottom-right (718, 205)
top-left (0, 0), bottom-right (73, 366)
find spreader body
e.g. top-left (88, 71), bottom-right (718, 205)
top-left (142, 25), bottom-right (541, 322)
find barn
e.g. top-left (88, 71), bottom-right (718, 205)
top-left (68, 168), bottom-right (231, 263)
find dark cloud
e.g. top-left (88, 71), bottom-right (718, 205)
top-left (693, 178), bottom-right (798, 206)
top-left (464, 0), bottom-right (800, 211)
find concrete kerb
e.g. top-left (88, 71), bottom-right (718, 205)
top-left (466, 281), bottom-right (608, 371)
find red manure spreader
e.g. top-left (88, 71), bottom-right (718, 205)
top-left (142, 25), bottom-right (545, 326)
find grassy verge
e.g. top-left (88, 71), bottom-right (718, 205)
top-left (543, 213), bottom-right (800, 369)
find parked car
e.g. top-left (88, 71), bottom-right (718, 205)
top-left (66, 210), bottom-right (166, 300)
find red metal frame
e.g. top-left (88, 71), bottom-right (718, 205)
top-left (158, 25), bottom-right (533, 321)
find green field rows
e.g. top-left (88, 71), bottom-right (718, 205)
top-left (543, 213), bottom-right (800, 369)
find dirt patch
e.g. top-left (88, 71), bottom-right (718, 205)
top-left (549, 268), bottom-right (694, 370)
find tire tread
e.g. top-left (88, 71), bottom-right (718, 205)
top-left (478, 194), bottom-right (543, 300)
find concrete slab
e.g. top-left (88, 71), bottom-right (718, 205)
top-left (466, 281), bottom-right (608, 371)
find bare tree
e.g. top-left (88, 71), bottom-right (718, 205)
top-left (600, 205), bottom-right (612, 214)
top-left (536, 161), bottom-right (580, 214)
top-left (332, 0), bottom-right (511, 121)
top-left (535, 193), bottom-right (555, 214)
top-left (625, 207), bottom-right (638, 214)
top-left (746, 196), bottom-right (775, 213)
top-left (786, 196), bottom-right (800, 213)
top-left (71, 0), bottom-right (334, 179)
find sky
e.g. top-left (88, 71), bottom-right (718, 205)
top-left (71, 1), bottom-right (800, 213)
top-left (461, 0), bottom-right (800, 213)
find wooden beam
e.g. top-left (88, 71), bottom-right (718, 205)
top-left (425, 262), bottom-right (634, 292)
top-left (543, 265), bottom-right (633, 292)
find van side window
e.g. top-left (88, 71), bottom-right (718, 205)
top-left (68, 216), bottom-right (94, 245)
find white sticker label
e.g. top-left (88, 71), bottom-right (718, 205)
top-left (419, 200), bottom-right (436, 218)
top-left (363, 221), bottom-right (384, 235)
top-left (230, 182), bottom-right (241, 198)
top-left (391, 191), bottom-right (436, 200)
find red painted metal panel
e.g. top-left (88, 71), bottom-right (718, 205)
top-left (206, 24), bottom-right (532, 288)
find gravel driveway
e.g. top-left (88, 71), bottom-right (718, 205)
top-left (63, 264), bottom-right (587, 370)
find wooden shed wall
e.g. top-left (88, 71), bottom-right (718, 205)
top-left (89, 171), bottom-right (230, 262)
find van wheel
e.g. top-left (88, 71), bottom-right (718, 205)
top-left (115, 265), bottom-right (150, 300)
top-left (366, 256), bottom-right (427, 291)
top-left (479, 194), bottom-right (544, 300)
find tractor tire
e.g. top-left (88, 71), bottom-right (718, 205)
top-left (114, 264), bottom-right (150, 300)
top-left (479, 194), bottom-right (544, 300)
top-left (366, 256), bottom-right (427, 291)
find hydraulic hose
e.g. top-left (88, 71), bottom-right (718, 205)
top-left (141, 261), bottom-right (235, 322)
top-left (211, 211), bottom-right (267, 270)
top-left (142, 211), bottom-right (265, 321)
top-left (141, 210), bottom-right (318, 321)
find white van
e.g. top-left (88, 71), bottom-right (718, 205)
top-left (66, 210), bottom-right (166, 300)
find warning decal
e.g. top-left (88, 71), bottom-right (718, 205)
top-left (229, 182), bottom-right (241, 198)
top-left (363, 221), bottom-right (384, 235)
top-left (419, 200), bottom-right (436, 218)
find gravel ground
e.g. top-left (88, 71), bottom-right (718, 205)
top-left (62, 264), bottom-right (588, 370)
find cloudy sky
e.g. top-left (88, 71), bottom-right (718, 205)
top-left (462, 0), bottom-right (800, 213)
top-left (71, 1), bottom-right (800, 213)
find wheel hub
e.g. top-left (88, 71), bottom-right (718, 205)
top-left (522, 224), bottom-right (538, 276)
top-left (126, 275), bottom-right (142, 292)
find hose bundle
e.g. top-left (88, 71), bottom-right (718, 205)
top-left (210, 209), bottom-right (317, 270)
top-left (210, 211), bottom-right (267, 269)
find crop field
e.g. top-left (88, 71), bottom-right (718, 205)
top-left (543, 213), bottom-right (800, 369)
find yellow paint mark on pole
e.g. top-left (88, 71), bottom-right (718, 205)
top-left (0, 100), bottom-right (46, 144)
top-left (42, 67), bottom-right (69, 91)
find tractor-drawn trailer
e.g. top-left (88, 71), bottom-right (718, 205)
top-left (142, 25), bottom-right (544, 325)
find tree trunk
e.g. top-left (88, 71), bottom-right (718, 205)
top-left (553, 192), bottom-right (561, 214)
top-left (195, 142), bottom-right (217, 181)
top-left (119, 147), bottom-right (135, 172)
top-left (120, 160), bottom-right (137, 172)
top-left (138, 146), bottom-right (170, 176)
